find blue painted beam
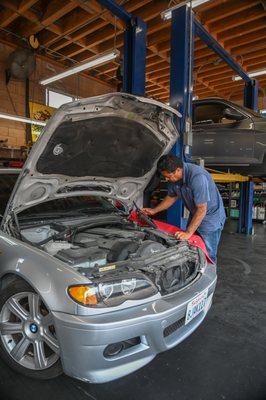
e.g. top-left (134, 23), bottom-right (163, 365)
top-left (194, 17), bottom-right (251, 83)
top-left (170, 7), bottom-right (194, 142)
top-left (123, 17), bottom-right (147, 96)
top-left (96, 0), bottom-right (131, 23)
top-left (167, 5), bottom-right (194, 229)
top-left (238, 181), bottom-right (254, 235)
top-left (244, 79), bottom-right (259, 111)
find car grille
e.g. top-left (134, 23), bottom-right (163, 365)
top-left (163, 317), bottom-right (185, 337)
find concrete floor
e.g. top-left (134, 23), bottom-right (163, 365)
top-left (1, 221), bottom-right (266, 400)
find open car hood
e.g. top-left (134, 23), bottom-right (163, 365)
top-left (3, 93), bottom-right (180, 220)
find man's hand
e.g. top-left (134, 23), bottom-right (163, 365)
top-left (175, 230), bottom-right (193, 240)
top-left (141, 208), bottom-right (157, 216)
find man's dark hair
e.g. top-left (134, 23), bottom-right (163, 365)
top-left (157, 155), bottom-right (183, 174)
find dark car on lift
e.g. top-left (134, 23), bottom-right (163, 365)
top-left (192, 98), bottom-right (266, 177)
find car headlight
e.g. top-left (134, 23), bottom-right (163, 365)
top-left (68, 275), bottom-right (158, 307)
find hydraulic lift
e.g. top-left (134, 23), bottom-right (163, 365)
top-left (166, 2), bottom-right (258, 234)
top-left (96, 0), bottom-right (256, 235)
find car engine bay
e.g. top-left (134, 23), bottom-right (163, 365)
top-left (20, 215), bottom-right (204, 295)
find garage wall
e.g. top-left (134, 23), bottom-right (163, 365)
top-left (0, 43), bottom-right (115, 148)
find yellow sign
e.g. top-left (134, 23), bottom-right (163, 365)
top-left (29, 102), bottom-right (55, 142)
top-left (98, 264), bottom-right (116, 272)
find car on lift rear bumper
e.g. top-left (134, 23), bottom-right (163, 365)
top-left (52, 263), bottom-right (216, 383)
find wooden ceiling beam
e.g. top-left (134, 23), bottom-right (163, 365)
top-left (44, 18), bottom-right (118, 62)
top-left (74, 0), bottom-right (124, 30)
top-left (137, 0), bottom-right (169, 21)
top-left (206, 58), bottom-right (266, 83)
top-left (147, 86), bottom-right (168, 95)
top-left (98, 1), bottom-right (264, 98)
top-left (95, 56), bottom-right (166, 79)
top-left (218, 17), bottom-right (266, 43)
top-left (51, 20), bottom-right (108, 51)
top-left (147, 65), bottom-right (169, 79)
top-left (212, 81), bottom-right (243, 91)
top-left (0, 0), bottom-right (39, 29)
top-left (84, 25), bottom-right (117, 48)
top-left (201, 0), bottom-right (261, 24)
top-left (221, 79), bottom-right (266, 96)
top-left (225, 28), bottom-right (266, 50)
top-left (71, 50), bottom-right (96, 62)
top-left (41, 1), bottom-right (77, 27)
top-left (18, 0), bottom-right (39, 12)
top-left (146, 60), bottom-right (168, 73)
top-left (209, 5), bottom-right (265, 34)
top-left (17, 19), bottom-right (62, 38)
top-left (1, 0), bottom-right (62, 37)
top-left (43, 0), bottom-right (152, 54)
top-left (0, 9), bottom-right (17, 28)
top-left (156, 37), bottom-right (206, 54)
top-left (60, 8), bottom-right (93, 36)
top-left (38, 14), bottom-right (102, 47)
top-left (0, 0), bottom-right (265, 102)
top-left (147, 16), bottom-right (169, 35)
top-left (148, 28), bottom-right (170, 47)
top-left (195, 52), bottom-right (266, 79)
top-left (231, 39), bottom-right (266, 56)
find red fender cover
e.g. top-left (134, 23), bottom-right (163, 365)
top-left (128, 211), bottom-right (214, 265)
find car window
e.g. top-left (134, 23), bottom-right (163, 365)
top-left (0, 174), bottom-right (18, 215)
top-left (193, 102), bottom-right (244, 125)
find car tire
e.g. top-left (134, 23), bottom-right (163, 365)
top-left (0, 278), bottom-right (63, 380)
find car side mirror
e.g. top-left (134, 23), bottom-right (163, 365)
top-left (223, 107), bottom-right (245, 121)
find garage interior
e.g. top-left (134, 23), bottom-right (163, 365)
top-left (0, 0), bottom-right (265, 399)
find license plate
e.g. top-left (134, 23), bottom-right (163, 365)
top-left (185, 289), bottom-right (208, 325)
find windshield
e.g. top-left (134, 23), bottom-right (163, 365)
top-left (18, 196), bottom-right (119, 220)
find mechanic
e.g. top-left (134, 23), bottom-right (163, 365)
top-left (142, 155), bottom-right (226, 263)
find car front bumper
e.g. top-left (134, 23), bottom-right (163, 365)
top-left (52, 264), bottom-right (216, 383)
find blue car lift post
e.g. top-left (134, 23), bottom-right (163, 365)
top-left (167, 3), bottom-right (257, 234)
top-left (96, 0), bottom-right (146, 96)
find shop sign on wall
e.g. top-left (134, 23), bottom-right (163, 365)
top-left (29, 102), bottom-right (55, 142)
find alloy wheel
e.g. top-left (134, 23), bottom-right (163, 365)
top-left (0, 291), bottom-right (60, 370)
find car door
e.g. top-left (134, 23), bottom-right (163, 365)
top-left (192, 100), bottom-right (255, 166)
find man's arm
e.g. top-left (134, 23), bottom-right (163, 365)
top-left (142, 195), bottom-right (178, 216)
top-left (176, 203), bottom-right (207, 240)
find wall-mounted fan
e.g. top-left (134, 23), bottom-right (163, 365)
top-left (6, 48), bottom-right (36, 84)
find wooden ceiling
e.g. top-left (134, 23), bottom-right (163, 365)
top-left (0, 0), bottom-right (266, 104)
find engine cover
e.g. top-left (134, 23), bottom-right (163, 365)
top-left (56, 246), bottom-right (106, 268)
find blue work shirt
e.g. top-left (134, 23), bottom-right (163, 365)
top-left (167, 162), bottom-right (226, 233)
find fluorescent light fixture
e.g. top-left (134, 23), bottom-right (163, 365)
top-left (161, 0), bottom-right (211, 20)
top-left (233, 69), bottom-right (266, 81)
top-left (0, 112), bottom-right (46, 126)
top-left (40, 50), bottom-right (120, 85)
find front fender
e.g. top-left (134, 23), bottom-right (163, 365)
top-left (0, 230), bottom-right (89, 314)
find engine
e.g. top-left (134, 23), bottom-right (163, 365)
top-left (21, 220), bottom-right (203, 295)
top-left (21, 225), bottom-right (167, 269)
